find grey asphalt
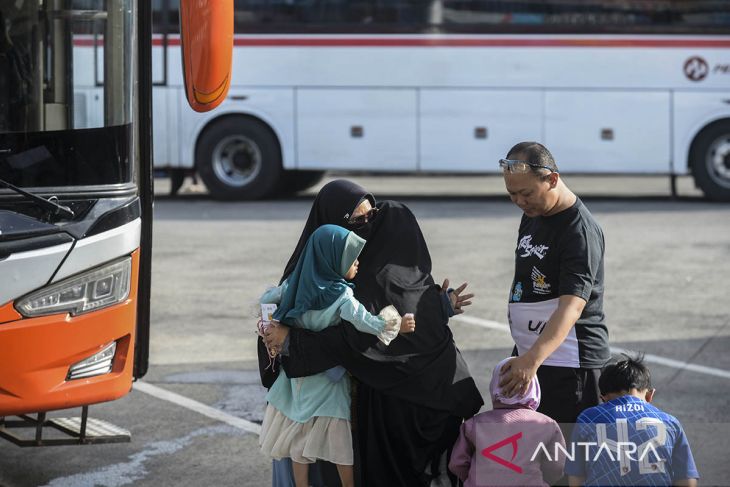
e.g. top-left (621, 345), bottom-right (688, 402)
top-left (1, 175), bottom-right (728, 487)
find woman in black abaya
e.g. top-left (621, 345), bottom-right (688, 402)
top-left (260, 179), bottom-right (483, 487)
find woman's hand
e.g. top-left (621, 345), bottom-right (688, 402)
top-left (441, 279), bottom-right (474, 315)
top-left (399, 313), bottom-right (416, 334)
top-left (263, 320), bottom-right (290, 354)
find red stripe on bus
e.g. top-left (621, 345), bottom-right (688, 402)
top-left (73, 38), bottom-right (99, 46)
top-left (162, 37), bottom-right (730, 48)
top-left (73, 37), bottom-right (730, 48)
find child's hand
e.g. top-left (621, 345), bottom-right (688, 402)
top-left (399, 313), bottom-right (416, 334)
top-left (441, 279), bottom-right (473, 315)
top-left (262, 320), bottom-right (286, 357)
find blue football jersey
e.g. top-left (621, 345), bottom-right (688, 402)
top-left (565, 395), bottom-right (699, 486)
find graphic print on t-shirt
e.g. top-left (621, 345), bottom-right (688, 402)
top-left (531, 266), bottom-right (551, 295)
top-left (512, 282), bottom-right (524, 302)
top-left (517, 235), bottom-right (549, 259)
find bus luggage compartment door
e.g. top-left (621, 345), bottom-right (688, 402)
top-left (544, 90), bottom-right (670, 174)
top-left (296, 88), bottom-right (417, 172)
top-left (420, 89), bottom-right (542, 172)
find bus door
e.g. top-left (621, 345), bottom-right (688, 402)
top-left (0, 0), bottom-right (232, 446)
top-left (0, 0), bottom-right (150, 446)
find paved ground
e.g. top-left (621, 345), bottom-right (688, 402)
top-left (1, 175), bottom-right (729, 487)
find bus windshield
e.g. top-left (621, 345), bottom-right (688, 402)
top-left (0, 0), bottom-right (134, 190)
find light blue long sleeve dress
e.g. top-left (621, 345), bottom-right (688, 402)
top-left (258, 280), bottom-right (401, 466)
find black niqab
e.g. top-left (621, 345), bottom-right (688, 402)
top-left (280, 179), bottom-right (374, 283)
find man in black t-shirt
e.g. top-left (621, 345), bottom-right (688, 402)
top-left (498, 141), bottom-right (611, 427)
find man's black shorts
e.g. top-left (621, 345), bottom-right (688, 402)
top-left (536, 365), bottom-right (602, 425)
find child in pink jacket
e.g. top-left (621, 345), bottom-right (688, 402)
top-left (449, 358), bottom-right (565, 487)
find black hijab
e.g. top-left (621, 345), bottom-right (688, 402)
top-left (283, 200), bottom-right (483, 418)
top-left (280, 179), bottom-right (374, 283)
top-left (258, 179), bottom-right (374, 388)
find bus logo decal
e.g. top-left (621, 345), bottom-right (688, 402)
top-left (684, 56), bottom-right (709, 82)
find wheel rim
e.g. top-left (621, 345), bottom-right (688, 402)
top-left (706, 133), bottom-right (730, 189)
top-left (211, 135), bottom-right (262, 188)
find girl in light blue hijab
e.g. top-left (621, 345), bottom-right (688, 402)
top-left (258, 224), bottom-right (415, 487)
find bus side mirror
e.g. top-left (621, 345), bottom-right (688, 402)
top-left (179, 0), bottom-right (233, 112)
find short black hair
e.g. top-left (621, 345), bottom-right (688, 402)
top-left (506, 141), bottom-right (559, 173)
top-left (599, 354), bottom-right (652, 395)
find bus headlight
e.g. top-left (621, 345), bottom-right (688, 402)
top-left (68, 341), bottom-right (117, 380)
top-left (16, 257), bottom-right (132, 317)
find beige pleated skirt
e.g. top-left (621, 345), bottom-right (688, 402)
top-left (259, 404), bottom-right (354, 465)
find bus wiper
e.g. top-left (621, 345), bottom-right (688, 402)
top-left (0, 178), bottom-right (75, 219)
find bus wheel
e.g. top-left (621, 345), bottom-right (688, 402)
top-left (690, 120), bottom-right (730, 202)
top-left (196, 117), bottom-right (281, 200)
top-left (279, 170), bottom-right (326, 194)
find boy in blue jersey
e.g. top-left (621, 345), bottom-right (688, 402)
top-left (566, 355), bottom-right (699, 487)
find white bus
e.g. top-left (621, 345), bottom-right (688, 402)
top-left (147, 0), bottom-right (730, 201)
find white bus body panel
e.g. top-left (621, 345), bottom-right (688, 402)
top-left (673, 91), bottom-right (730, 174)
top-left (0, 244), bottom-right (72, 307)
top-left (152, 86), bottom-right (182, 168)
top-left (545, 91), bottom-right (671, 173)
top-left (230, 37), bottom-right (728, 90)
top-left (152, 41), bottom-right (166, 84)
top-left (152, 86), bottom-right (168, 167)
top-left (73, 88), bottom-right (105, 130)
top-left (52, 219), bottom-right (142, 282)
top-left (420, 89), bottom-right (543, 171)
top-left (296, 89), bottom-right (417, 171)
top-left (72, 39), bottom-right (95, 86)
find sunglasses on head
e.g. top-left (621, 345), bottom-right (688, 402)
top-left (499, 159), bottom-right (557, 174)
top-left (346, 207), bottom-right (379, 226)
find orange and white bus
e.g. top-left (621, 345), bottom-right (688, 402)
top-left (0, 0), bottom-right (231, 445)
top-left (147, 0), bottom-right (730, 201)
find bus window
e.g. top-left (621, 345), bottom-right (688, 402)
top-left (232, 0), bottom-right (435, 32)
top-left (0, 0), bottom-right (134, 189)
top-left (152, 0), bottom-right (180, 34)
top-left (225, 0), bottom-right (730, 34)
top-left (439, 1), bottom-right (730, 34)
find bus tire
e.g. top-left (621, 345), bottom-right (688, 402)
top-left (690, 120), bottom-right (730, 202)
top-left (196, 117), bottom-right (281, 200)
top-left (279, 170), bottom-right (326, 194)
